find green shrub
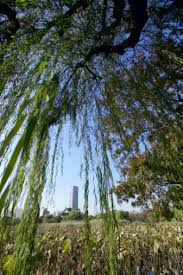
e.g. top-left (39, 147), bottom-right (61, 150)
top-left (66, 210), bottom-right (83, 220)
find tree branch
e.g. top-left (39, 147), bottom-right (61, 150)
top-left (82, 64), bottom-right (102, 79)
top-left (112, 0), bottom-right (125, 28)
top-left (173, 0), bottom-right (183, 8)
top-left (128, 0), bottom-right (148, 46)
top-left (0, 2), bottom-right (19, 38)
top-left (85, 0), bottom-right (148, 60)
top-left (0, 2), bottom-right (16, 20)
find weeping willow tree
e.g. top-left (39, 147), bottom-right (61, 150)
top-left (0, 0), bottom-right (182, 274)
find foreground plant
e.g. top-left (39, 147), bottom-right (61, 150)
top-left (1, 222), bottom-right (183, 274)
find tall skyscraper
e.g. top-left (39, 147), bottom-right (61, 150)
top-left (69, 186), bottom-right (79, 209)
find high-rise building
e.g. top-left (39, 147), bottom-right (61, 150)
top-left (69, 186), bottom-right (78, 209)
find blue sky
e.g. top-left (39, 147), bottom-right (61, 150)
top-left (41, 124), bottom-right (137, 215)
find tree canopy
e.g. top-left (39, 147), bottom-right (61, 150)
top-left (0, 0), bottom-right (182, 274)
top-left (100, 8), bottom-right (183, 218)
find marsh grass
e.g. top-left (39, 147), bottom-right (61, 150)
top-left (1, 221), bottom-right (182, 274)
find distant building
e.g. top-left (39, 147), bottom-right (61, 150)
top-left (61, 208), bottom-right (72, 217)
top-left (69, 186), bottom-right (78, 209)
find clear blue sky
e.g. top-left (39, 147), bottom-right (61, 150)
top-left (41, 123), bottom-right (137, 215)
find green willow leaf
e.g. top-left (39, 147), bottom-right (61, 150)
top-left (0, 186), bottom-right (10, 216)
top-left (0, 115), bottom-right (27, 158)
top-left (21, 114), bottom-right (39, 155)
top-left (38, 61), bottom-right (48, 75)
top-left (0, 135), bottom-right (25, 195)
top-left (17, 99), bottom-right (32, 116)
top-left (16, 0), bottom-right (36, 9)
